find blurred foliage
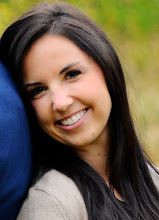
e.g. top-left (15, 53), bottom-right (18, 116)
top-left (0, 0), bottom-right (159, 164)
top-left (1, 0), bottom-right (159, 38)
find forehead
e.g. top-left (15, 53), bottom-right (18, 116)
top-left (23, 35), bottom-right (96, 82)
top-left (24, 35), bottom-right (90, 65)
top-left (23, 35), bottom-right (91, 74)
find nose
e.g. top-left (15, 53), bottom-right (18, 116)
top-left (51, 88), bottom-right (73, 112)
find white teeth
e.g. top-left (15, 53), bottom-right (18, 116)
top-left (61, 119), bottom-right (67, 125)
top-left (67, 118), bottom-right (72, 124)
top-left (72, 115), bottom-right (77, 123)
top-left (60, 110), bottom-right (86, 126)
top-left (77, 113), bottom-right (81, 120)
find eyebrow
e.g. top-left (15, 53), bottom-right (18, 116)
top-left (25, 82), bottom-right (42, 89)
top-left (60, 61), bottom-right (80, 74)
top-left (24, 61), bottom-right (81, 89)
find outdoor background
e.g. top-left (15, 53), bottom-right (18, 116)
top-left (0, 0), bottom-right (159, 165)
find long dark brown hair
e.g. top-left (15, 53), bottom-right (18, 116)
top-left (0, 2), bottom-right (158, 219)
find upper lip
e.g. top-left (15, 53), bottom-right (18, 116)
top-left (55, 108), bottom-right (88, 123)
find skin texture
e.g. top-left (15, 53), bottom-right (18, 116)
top-left (23, 35), bottom-right (112, 178)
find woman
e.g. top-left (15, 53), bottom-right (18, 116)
top-left (0, 2), bottom-right (158, 220)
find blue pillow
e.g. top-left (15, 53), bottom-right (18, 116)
top-left (0, 63), bottom-right (32, 220)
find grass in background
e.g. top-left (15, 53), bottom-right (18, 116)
top-left (0, 0), bottom-right (159, 165)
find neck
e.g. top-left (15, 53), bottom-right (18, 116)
top-left (76, 143), bottom-right (123, 201)
top-left (76, 128), bottom-right (109, 180)
top-left (74, 129), bottom-right (123, 201)
top-left (78, 146), bottom-right (108, 177)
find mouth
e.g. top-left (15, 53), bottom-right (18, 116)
top-left (55, 108), bottom-right (88, 130)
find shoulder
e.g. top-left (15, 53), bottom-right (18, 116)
top-left (0, 63), bottom-right (32, 220)
top-left (148, 164), bottom-right (159, 190)
top-left (17, 169), bottom-right (88, 220)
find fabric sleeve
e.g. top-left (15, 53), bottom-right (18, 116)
top-left (149, 165), bottom-right (159, 190)
top-left (17, 189), bottom-right (70, 220)
top-left (0, 63), bottom-right (32, 220)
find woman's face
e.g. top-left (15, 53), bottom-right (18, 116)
top-left (23, 35), bottom-right (112, 151)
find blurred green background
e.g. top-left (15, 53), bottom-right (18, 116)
top-left (0, 0), bottom-right (159, 165)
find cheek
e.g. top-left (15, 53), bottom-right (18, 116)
top-left (31, 100), bottom-right (50, 124)
top-left (92, 84), bottom-right (112, 121)
top-left (86, 80), bottom-right (111, 105)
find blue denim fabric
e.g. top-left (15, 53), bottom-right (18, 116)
top-left (0, 63), bottom-right (32, 220)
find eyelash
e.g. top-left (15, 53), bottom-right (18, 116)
top-left (28, 69), bottom-right (82, 99)
top-left (28, 86), bottom-right (47, 99)
top-left (64, 69), bottom-right (81, 80)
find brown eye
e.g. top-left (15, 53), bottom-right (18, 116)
top-left (65, 70), bottom-right (81, 79)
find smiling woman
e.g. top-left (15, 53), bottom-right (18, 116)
top-left (23, 35), bottom-right (111, 149)
top-left (0, 2), bottom-right (159, 220)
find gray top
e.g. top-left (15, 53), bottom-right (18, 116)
top-left (17, 170), bottom-right (88, 220)
top-left (17, 166), bottom-right (159, 220)
top-left (148, 165), bottom-right (159, 189)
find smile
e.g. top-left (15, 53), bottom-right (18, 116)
top-left (59, 109), bottom-right (87, 126)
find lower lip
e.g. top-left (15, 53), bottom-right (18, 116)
top-left (56, 109), bottom-right (88, 131)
